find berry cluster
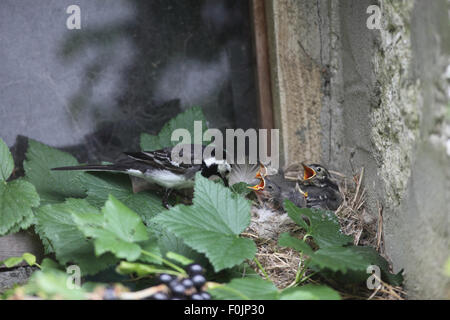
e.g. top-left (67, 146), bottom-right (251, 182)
top-left (150, 263), bottom-right (211, 300)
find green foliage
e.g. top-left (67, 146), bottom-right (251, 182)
top-left (140, 106), bottom-right (209, 151)
top-left (23, 259), bottom-right (87, 300)
top-left (0, 179), bottom-right (40, 236)
top-left (72, 195), bottom-right (154, 262)
top-left (230, 182), bottom-right (252, 196)
top-left (77, 173), bottom-right (164, 227)
top-left (280, 201), bottom-right (404, 286)
top-left (0, 138), bottom-right (14, 181)
top-left (153, 173), bottom-right (256, 272)
top-left (279, 284), bottom-right (341, 300)
top-left (1, 108), bottom-right (403, 300)
top-left (284, 200), bottom-right (352, 247)
top-left (1, 253), bottom-right (38, 268)
top-left (23, 139), bottom-right (87, 204)
top-left (0, 138), bottom-right (40, 235)
top-left (36, 198), bottom-right (117, 275)
top-left (209, 278), bottom-right (340, 300)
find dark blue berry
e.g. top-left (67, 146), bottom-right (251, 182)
top-left (200, 291), bottom-right (211, 300)
top-left (169, 280), bottom-right (186, 297)
top-left (150, 292), bottom-right (169, 300)
top-left (191, 274), bottom-right (206, 289)
top-left (158, 273), bottom-right (175, 285)
top-left (181, 278), bottom-right (194, 289)
top-left (187, 263), bottom-right (204, 276)
top-left (190, 293), bottom-right (204, 300)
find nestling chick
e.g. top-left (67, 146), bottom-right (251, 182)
top-left (249, 173), bottom-right (306, 210)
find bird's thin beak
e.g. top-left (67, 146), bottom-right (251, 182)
top-left (301, 163), bottom-right (316, 180)
top-left (222, 176), bottom-right (229, 187)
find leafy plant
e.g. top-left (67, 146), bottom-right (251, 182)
top-left (153, 173), bottom-right (256, 272)
top-left (0, 138), bottom-right (40, 236)
top-left (0, 107), bottom-right (403, 300)
top-left (279, 200), bottom-right (403, 286)
top-left (140, 106), bottom-right (209, 151)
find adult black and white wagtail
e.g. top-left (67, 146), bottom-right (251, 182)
top-left (52, 144), bottom-right (231, 208)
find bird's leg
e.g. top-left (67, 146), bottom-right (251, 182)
top-left (162, 189), bottom-right (173, 209)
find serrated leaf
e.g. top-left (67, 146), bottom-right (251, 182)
top-left (140, 106), bottom-right (209, 151)
top-left (76, 172), bottom-right (163, 226)
top-left (279, 234), bottom-right (367, 274)
top-left (284, 200), bottom-right (352, 248)
top-left (72, 195), bottom-right (150, 261)
top-left (36, 198), bottom-right (117, 275)
top-left (0, 179), bottom-right (40, 235)
top-left (309, 246), bottom-right (369, 273)
top-left (153, 173), bottom-right (256, 272)
top-left (23, 139), bottom-right (87, 204)
top-left (0, 138), bottom-right (14, 181)
top-left (157, 231), bottom-right (209, 267)
top-left (280, 284), bottom-right (341, 300)
top-left (278, 233), bottom-right (314, 256)
top-left (209, 278), bottom-right (279, 300)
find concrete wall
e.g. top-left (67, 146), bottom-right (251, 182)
top-left (266, 0), bottom-right (449, 298)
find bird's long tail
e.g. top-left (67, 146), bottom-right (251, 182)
top-left (51, 164), bottom-right (126, 172)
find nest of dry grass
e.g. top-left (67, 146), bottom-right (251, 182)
top-left (243, 165), bottom-right (406, 300)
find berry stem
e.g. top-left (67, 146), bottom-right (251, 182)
top-left (253, 257), bottom-right (270, 281)
top-left (140, 250), bottom-right (187, 276)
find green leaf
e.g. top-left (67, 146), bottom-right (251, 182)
top-left (308, 246), bottom-right (369, 273)
top-left (278, 233), bottom-right (314, 255)
top-left (153, 173), bottom-right (256, 272)
top-left (22, 253), bottom-right (37, 266)
top-left (284, 200), bottom-right (352, 248)
top-left (230, 182), bottom-right (252, 196)
top-left (72, 195), bottom-right (150, 261)
top-left (0, 179), bottom-right (40, 235)
top-left (0, 138), bottom-right (14, 181)
top-left (280, 284), bottom-right (341, 300)
top-left (345, 246), bottom-right (404, 286)
top-left (165, 252), bottom-right (194, 266)
top-left (76, 172), bottom-right (163, 226)
top-left (24, 269), bottom-right (87, 300)
top-left (157, 231), bottom-right (209, 267)
top-left (278, 234), bottom-right (367, 274)
top-left (140, 134), bottom-right (162, 151)
top-left (23, 139), bottom-right (87, 204)
top-left (36, 198), bottom-right (117, 275)
top-left (140, 106), bottom-right (209, 151)
top-left (209, 278), bottom-right (279, 300)
top-left (2, 257), bottom-right (24, 268)
top-left (1, 253), bottom-right (37, 268)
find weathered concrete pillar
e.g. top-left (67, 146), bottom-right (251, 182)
top-left (265, 0), bottom-right (450, 298)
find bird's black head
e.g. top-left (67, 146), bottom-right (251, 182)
top-left (200, 157), bottom-right (231, 187)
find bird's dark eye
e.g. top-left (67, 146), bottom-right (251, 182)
top-left (316, 167), bottom-right (322, 172)
top-left (267, 185), bottom-right (273, 190)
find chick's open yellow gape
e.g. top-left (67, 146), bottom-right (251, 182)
top-left (302, 163), bottom-right (316, 180)
top-left (248, 163), bottom-right (267, 191)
